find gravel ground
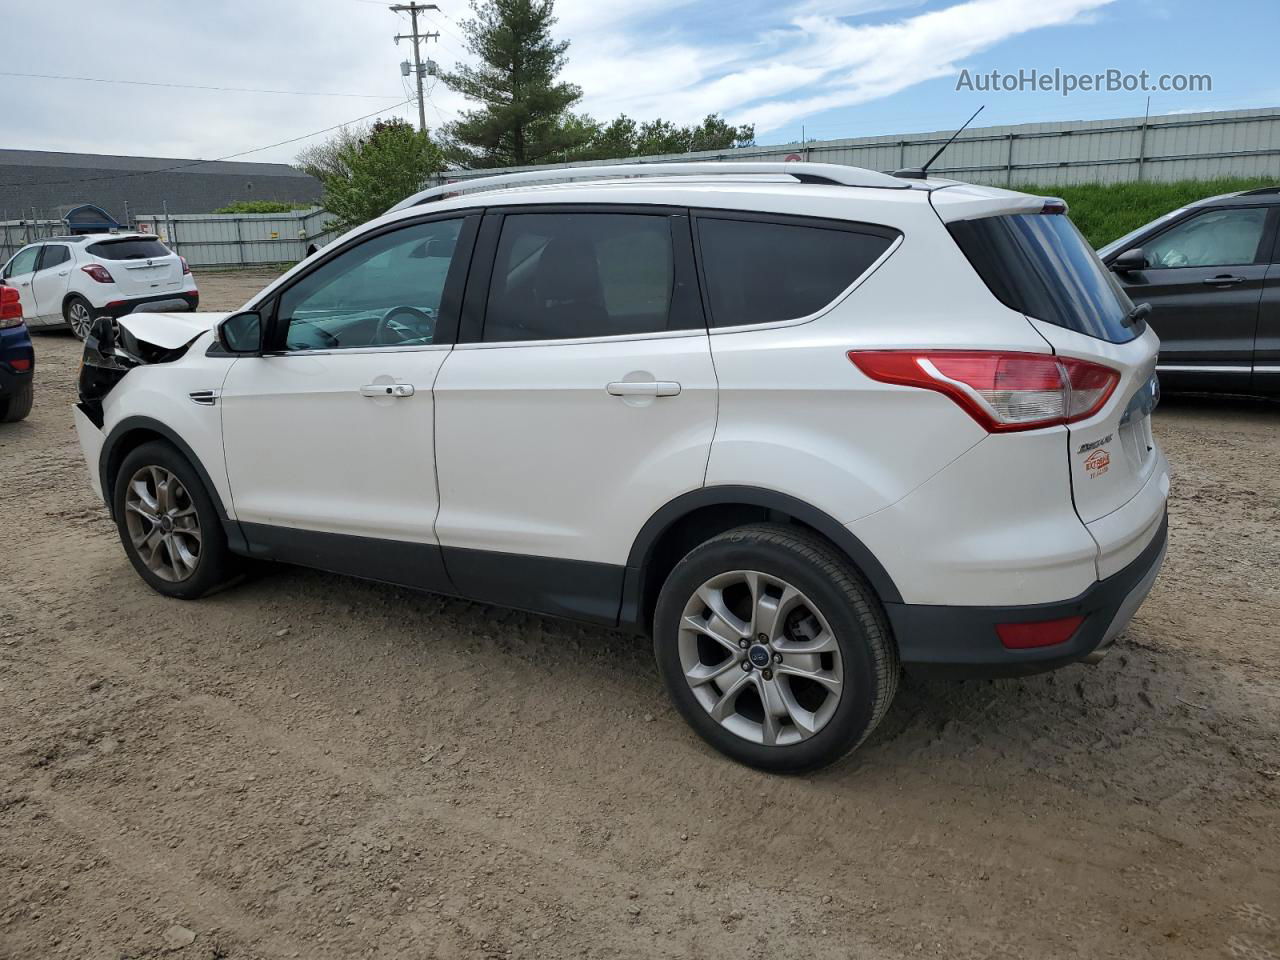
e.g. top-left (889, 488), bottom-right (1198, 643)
top-left (1, 269), bottom-right (1278, 960)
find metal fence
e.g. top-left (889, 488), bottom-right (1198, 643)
top-left (0, 207), bottom-right (339, 267)
top-left (435, 106), bottom-right (1280, 188)
top-left (5, 106), bottom-right (1279, 266)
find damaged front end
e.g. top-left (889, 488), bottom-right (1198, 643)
top-left (78, 316), bottom-right (199, 427)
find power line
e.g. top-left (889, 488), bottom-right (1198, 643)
top-left (0, 70), bottom-right (402, 100)
top-left (0, 99), bottom-right (415, 189)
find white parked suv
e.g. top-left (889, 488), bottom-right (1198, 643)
top-left (2, 232), bottom-right (198, 339)
top-left (73, 162), bottom-right (1169, 771)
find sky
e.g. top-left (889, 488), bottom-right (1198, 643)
top-left (1, 0), bottom-right (1277, 165)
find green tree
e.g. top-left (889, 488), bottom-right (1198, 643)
top-left (441, 0), bottom-right (586, 167)
top-left (563, 113), bottom-right (755, 162)
top-left (212, 200), bottom-right (313, 214)
top-left (298, 119), bottom-right (444, 230)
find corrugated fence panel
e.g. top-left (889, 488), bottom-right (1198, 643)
top-left (4, 108), bottom-right (1279, 266)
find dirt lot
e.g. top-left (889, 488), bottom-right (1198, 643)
top-left (2, 269), bottom-right (1278, 960)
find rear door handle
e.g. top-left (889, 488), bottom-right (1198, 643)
top-left (1202, 275), bottom-right (1246, 286)
top-left (606, 381), bottom-right (681, 398)
top-left (360, 383), bottom-right (415, 398)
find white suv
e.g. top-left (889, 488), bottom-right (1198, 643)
top-left (73, 163), bottom-right (1169, 771)
top-left (2, 232), bottom-right (198, 339)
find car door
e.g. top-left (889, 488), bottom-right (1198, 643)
top-left (219, 213), bottom-right (479, 591)
top-left (31, 243), bottom-right (73, 321)
top-left (1, 246), bottom-right (41, 319)
top-left (433, 206), bottom-right (717, 624)
top-left (1110, 205), bottom-right (1275, 393)
top-left (1256, 256), bottom-right (1280, 397)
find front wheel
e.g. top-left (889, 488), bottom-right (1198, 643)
top-left (112, 441), bottom-right (237, 599)
top-left (654, 524), bottom-right (899, 773)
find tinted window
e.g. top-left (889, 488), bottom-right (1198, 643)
top-left (39, 245), bottom-right (70, 269)
top-left (278, 218), bottom-right (462, 351)
top-left (87, 237), bottom-right (171, 260)
top-left (948, 213), bottom-right (1137, 344)
top-left (4, 246), bottom-right (39, 278)
top-left (484, 213), bottom-right (675, 342)
top-left (696, 217), bottom-right (895, 327)
top-left (1142, 207), bottom-right (1268, 268)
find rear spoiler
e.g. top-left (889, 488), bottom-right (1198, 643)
top-left (928, 182), bottom-right (1068, 223)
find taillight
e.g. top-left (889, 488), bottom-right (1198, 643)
top-left (9, 356), bottom-right (31, 372)
top-left (180, 256), bottom-right (190, 275)
top-left (81, 264), bottom-right (115, 283)
top-left (848, 350), bottom-right (1119, 432)
top-left (0, 286), bottom-right (21, 328)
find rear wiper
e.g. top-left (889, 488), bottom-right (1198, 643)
top-left (1123, 302), bottom-right (1151, 328)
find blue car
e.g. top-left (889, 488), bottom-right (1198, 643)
top-left (0, 283), bottom-right (35, 422)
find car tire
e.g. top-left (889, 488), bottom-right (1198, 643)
top-left (112, 440), bottom-right (237, 600)
top-left (653, 523), bottom-right (899, 773)
top-left (64, 295), bottom-right (98, 341)
top-left (0, 380), bottom-right (33, 422)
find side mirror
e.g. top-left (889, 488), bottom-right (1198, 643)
top-left (218, 310), bottom-right (263, 354)
top-left (1111, 247), bottom-right (1148, 273)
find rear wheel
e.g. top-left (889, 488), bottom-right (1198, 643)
top-left (654, 524), bottom-right (899, 772)
top-left (64, 295), bottom-right (96, 340)
top-left (0, 381), bottom-right (33, 422)
top-left (112, 441), bottom-right (237, 599)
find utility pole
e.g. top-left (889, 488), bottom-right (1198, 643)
top-left (392, 2), bottom-right (440, 133)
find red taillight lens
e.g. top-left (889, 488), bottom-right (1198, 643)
top-left (848, 350), bottom-right (1119, 432)
top-left (0, 286), bottom-right (21, 327)
top-left (9, 356), bottom-right (31, 372)
top-left (81, 264), bottom-right (114, 283)
top-left (180, 256), bottom-right (190, 275)
top-left (996, 615), bottom-right (1084, 649)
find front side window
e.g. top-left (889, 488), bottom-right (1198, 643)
top-left (277, 218), bottom-right (463, 351)
top-left (4, 246), bottom-right (40, 278)
top-left (696, 217), bottom-right (896, 327)
top-left (1142, 207), bottom-right (1269, 268)
top-left (483, 213), bottom-right (676, 342)
top-left (39, 245), bottom-right (71, 270)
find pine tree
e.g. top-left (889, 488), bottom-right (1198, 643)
top-left (441, 0), bottom-right (585, 167)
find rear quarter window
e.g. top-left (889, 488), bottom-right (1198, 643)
top-left (694, 215), bottom-right (898, 327)
top-left (948, 213), bottom-right (1137, 343)
top-left (87, 238), bottom-right (172, 261)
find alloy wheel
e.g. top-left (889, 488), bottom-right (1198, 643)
top-left (677, 570), bottom-right (844, 746)
top-left (122, 465), bottom-right (202, 582)
top-left (68, 301), bottom-right (93, 339)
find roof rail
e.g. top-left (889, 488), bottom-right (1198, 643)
top-left (388, 161), bottom-right (911, 213)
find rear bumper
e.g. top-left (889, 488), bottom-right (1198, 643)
top-left (886, 510), bottom-right (1168, 676)
top-left (98, 291), bottom-right (199, 318)
top-left (0, 323), bottom-right (34, 396)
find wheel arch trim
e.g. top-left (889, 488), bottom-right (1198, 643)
top-left (621, 485), bottom-right (903, 631)
top-left (100, 416), bottom-right (248, 552)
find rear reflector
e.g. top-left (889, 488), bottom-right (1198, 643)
top-left (848, 350), bottom-right (1119, 432)
top-left (9, 356), bottom-right (31, 372)
top-left (996, 615), bottom-right (1085, 649)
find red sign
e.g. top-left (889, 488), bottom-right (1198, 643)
top-left (784, 153), bottom-right (803, 162)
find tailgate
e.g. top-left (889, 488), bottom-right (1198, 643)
top-left (85, 236), bottom-right (183, 297)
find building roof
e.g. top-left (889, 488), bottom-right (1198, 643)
top-left (0, 149), bottom-right (308, 178)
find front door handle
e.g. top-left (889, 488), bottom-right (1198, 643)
top-left (1202, 275), bottom-right (1246, 286)
top-left (360, 383), bottom-right (415, 398)
top-left (606, 381), bottom-right (681, 398)
top-left (58, 270), bottom-right (69, 277)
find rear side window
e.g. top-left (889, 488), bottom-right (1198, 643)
top-left (39, 245), bottom-right (70, 269)
top-left (948, 214), bottom-right (1137, 344)
top-left (695, 216), bottom-right (896, 327)
top-left (484, 213), bottom-right (682, 342)
top-left (87, 237), bottom-right (171, 261)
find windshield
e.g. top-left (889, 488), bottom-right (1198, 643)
top-left (948, 213), bottom-right (1138, 344)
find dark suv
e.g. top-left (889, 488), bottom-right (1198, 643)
top-left (1098, 186), bottom-right (1280, 397)
top-left (0, 284), bottom-right (34, 422)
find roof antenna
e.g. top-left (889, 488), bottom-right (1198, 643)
top-left (892, 105), bottom-right (984, 180)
